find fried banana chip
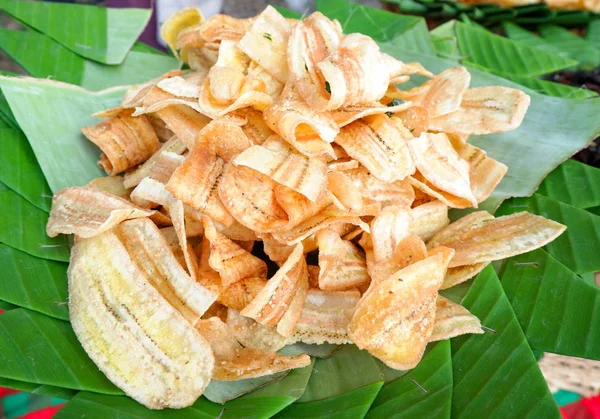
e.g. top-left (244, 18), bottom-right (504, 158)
top-left (370, 206), bottom-right (412, 262)
top-left (429, 296), bottom-right (483, 342)
top-left (81, 110), bottom-right (160, 175)
top-left (176, 14), bottom-right (254, 52)
top-left (69, 231), bottom-right (214, 409)
top-left (276, 270), bottom-right (309, 337)
top-left (114, 70), bottom-right (183, 110)
top-left (151, 104), bottom-right (211, 149)
top-left (205, 40), bottom-right (248, 103)
top-left (130, 177), bottom-right (176, 209)
top-left (408, 133), bottom-right (476, 207)
top-left (335, 114), bottom-right (415, 183)
top-left (287, 12), bottom-right (342, 110)
top-left (264, 83), bottom-right (338, 157)
top-left (348, 250), bottom-right (452, 370)
top-left (227, 308), bottom-right (288, 351)
top-left (392, 67), bottom-right (470, 118)
top-left (327, 171), bottom-right (365, 214)
top-left (239, 6), bottom-right (292, 83)
top-left (409, 200), bottom-right (449, 241)
top-left (366, 234), bottom-right (428, 285)
top-left (428, 87), bottom-right (531, 135)
top-left (158, 76), bottom-right (201, 99)
top-left (241, 244), bottom-right (307, 326)
top-left (197, 317), bottom-right (310, 381)
top-left (123, 136), bottom-right (187, 188)
top-left (345, 167), bottom-right (415, 209)
top-left (274, 183), bottom-right (332, 228)
top-left (161, 6), bottom-right (204, 59)
top-left (233, 136), bottom-right (328, 202)
top-left (169, 200), bottom-right (200, 280)
top-left (289, 289), bottom-right (360, 345)
top-left (218, 276), bottom-right (267, 311)
top-left (219, 164), bottom-right (289, 233)
top-left (330, 101), bottom-right (412, 128)
top-left (442, 262), bottom-right (489, 290)
top-left (195, 117), bottom-right (253, 162)
top-left (86, 175), bottom-right (131, 198)
top-left (46, 186), bottom-right (154, 238)
top-left (427, 211), bottom-right (494, 249)
top-left (409, 172), bottom-right (473, 209)
top-left (316, 228), bottom-right (369, 291)
top-left (428, 211), bottom-right (566, 267)
top-left (390, 107), bottom-right (429, 136)
top-left (203, 217), bottom-right (267, 287)
top-left (262, 233), bottom-right (296, 266)
top-left (233, 108), bottom-right (275, 145)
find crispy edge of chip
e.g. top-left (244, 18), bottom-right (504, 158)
top-left (441, 262), bottom-right (489, 290)
top-left (86, 175), bottom-right (131, 199)
top-left (427, 210), bottom-right (495, 249)
top-left (429, 295), bottom-right (484, 342)
top-left (408, 173), bottom-right (473, 209)
top-left (276, 270), bottom-right (309, 337)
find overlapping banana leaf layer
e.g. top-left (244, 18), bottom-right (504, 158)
top-left (0, 0), bottom-right (599, 417)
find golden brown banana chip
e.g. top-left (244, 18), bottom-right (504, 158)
top-left (409, 200), bottom-right (449, 241)
top-left (219, 164), bottom-right (289, 233)
top-left (264, 83), bottom-right (338, 158)
top-left (348, 250), bottom-right (452, 370)
top-left (390, 107), bottom-right (428, 136)
top-left (245, 60), bottom-right (285, 99)
top-left (196, 317), bottom-right (310, 381)
top-left (366, 234), bottom-right (428, 285)
top-left (227, 309), bottom-right (288, 351)
top-left (429, 296), bottom-right (483, 342)
top-left (81, 109), bottom-right (160, 176)
top-left (275, 186), bottom-right (331, 228)
top-left (408, 133), bottom-right (476, 207)
top-left (133, 84), bottom-right (202, 117)
top-left (370, 206), bottom-right (412, 262)
top-left (327, 171), bottom-right (365, 214)
top-left (344, 167), bottom-right (415, 209)
top-left (169, 200), bottom-right (200, 280)
top-left (316, 228), bottom-right (369, 291)
top-left (86, 176), bottom-right (131, 198)
top-left (276, 270), bottom-right (309, 337)
top-left (203, 217), bottom-right (267, 287)
top-left (195, 117), bottom-right (253, 162)
top-left (152, 104), bottom-right (211, 149)
top-left (218, 276), bottom-right (267, 311)
top-left (160, 6), bottom-right (204, 59)
top-left (233, 108), bottom-right (275, 145)
top-left (427, 211), bottom-right (495, 249)
top-left (69, 230), bottom-right (214, 409)
top-left (289, 289), bottom-right (360, 345)
top-left (123, 136), bottom-right (187, 188)
top-left (241, 244), bottom-right (307, 326)
top-left (442, 262), bottom-right (489, 290)
top-left (261, 233), bottom-right (296, 265)
top-left (428, 86), bottom-right (531, 135)
top-left (429, 212), bottom-right (566, 267)
top-left (46, 186), bottom-right (154, 238)
top-left (408, 172), bottom-right (473, 209)
top-left (392, 67), bottom-right (470, 118)
top-left (239, 6), bottom-right (292, 83)
top-left (176, 14), bottom-right (254, 52)
top-left (335, 114), bottom-right (415, 183)
top-left (157, 76), bottom-right (201, 99)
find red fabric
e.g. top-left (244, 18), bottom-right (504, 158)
top-left (0, 387), bottom-right (20, 397)
top-left (561, 395), bottom-right (600, 419)
top-left (17, 404), bottom-right (64, 419)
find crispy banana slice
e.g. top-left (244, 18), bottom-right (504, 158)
top-left (276, 270), bottom-right (309, 337)
top-left (69, 230), bottom-right (214, 409)
top-left (46, 187), bottom-right (154, 238)
top-left (428, 211), bottom-right (494, 248)
top-left (370, 205), bottom-right (412, 262)
top-left (409, 200), bottom-right (449, 242)
top-left (227, 309), bottom-right (288, 352)
top-left (233, 108), bottom-right (275, 145)
top-left (427, 211), bottom-right (566, 267)
top-left (160, 6), bottom-right (204, 59)
top-left (365, 234), bottom-right (428, 285)
top-left (345, 167), bottom-right (415, 209)
top-left (348, 250), bottom-right (452, 370)
top-left (429, 296), bottom-right (483, 342)
top-left (86, 176), bottom-right (131, 198)
top-left (442, 262), bottom-right (489, 290)
top-left (218, 276), bottom-right (267, 311)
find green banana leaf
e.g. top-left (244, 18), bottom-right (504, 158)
top-left (0, 308), bottom-right (121, 394)
top-left (501, 249), bottom-right (600, 360)
top-left (0, 29), bottom-right (179, 91)
top-left (0, 301), bottom-right (17, 311)
top-left (0, 188), bottom-right (70, 262)
top-left (0, 377), bottom-right (76, 400)
top-left (0, 76), bottom-right (125, 192)
top-left (538, 24), bottom-right (600, 70)
top-left (367, 341), bottom-right (452, 418)
top-left (275, 345), bottom-right (384, 418)
top-left (500, 74), bottom-right (597, 99)
top-left (0, 128), bottom-right (52, 211)
top-left (204, 373), bottom-right (289, 404)
top-left (0, 244), bottom-right (68, 320)
top-left (502, 22), bottom-right (570, 57)
top-left (536, 159), bottom-right (600, 208)
top-left (451, 266), bottom-right (559, 418)
top-left (496, 193), bottom-right (600, 274)
top-left (0, 0), bottom-right (151, 65)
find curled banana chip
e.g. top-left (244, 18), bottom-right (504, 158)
top-left (218, 276), bottom-right (267, 311)
top-left (429, 296), bottom-right (484, 342)
top-left (160, 6), bottom-right (204, 59)
top-left (370, 206), bottom-right (412, 262)
top-left (365, 234), bottom-right (428, 285)
top-left (86, 175), bottom-right (131, 198)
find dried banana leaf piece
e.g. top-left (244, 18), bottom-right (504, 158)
top-left (429, 296), bottom-right (483, 342)
top-left (335, 114), bottom-right (414, 183)
top-left (46, 186), bottom-right (153, 238)
top-left (196, 317), bottom-right (310, 381)
top-left (428, 86), bottom-right (531, 135)
top-left (227, 308), bottom-right (288, 352)
top-left (69, 230), bottom-right (214, 409)
top-left (348, 250), bottom-right (452, 370)
top-left (316, 228), bottom-right (369, 291)
top-left (81, 109), bottom-right (160, 176)
top-left (289, 289), bottom-right (360, 345)
top-left (427, 212), bottom-right (566, 267)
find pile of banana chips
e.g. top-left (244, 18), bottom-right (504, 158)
top-left (45, 5), bottom-right (566, 410)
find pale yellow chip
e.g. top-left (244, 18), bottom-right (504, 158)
top-left (409, 172), bottom-right (473, 209)
top-left (365, 234), bottom-right (428, 285)
top-left (233, 136), bottom-right (328, 202)
top-left (46, 186), bottom-right (154, 238)
top-left (239, 6), bottom-right (292, 83)
top-left (245, 60), bottom-right (285, 99)
top-left (130, 177), bottom-right (176, 209)
top-left (429, 295), bottom-right (484, 342)
top-left (428, 86), bottom-right (531, 135)
top-left (196, 317), bottom-right (310, 381)
top-left (160, 6), bottom-right (204, 59)
top-left (218, 276), bottom-right (267, 311)
top-left (226, 309), bottom-right (288, 352)
top-left (344, 167), bottom-right (415, 209)
top-left (196, 117), bottom-right (254, 162)
top-left (158, 76), bottom-right (201, 99)
top-left (316, 228), bottom-right (369, 291)
top-left (275, 185), bottom-right (331, 228)
top-left (289, 289), bottom-right (360, 345)
top-left (82, 109), bottom-right (160, 176)
top-left (133, 85), bottom-right (203, 117)
top-left (335, 114), bottom-right (415, 183)
top-left (348, 250), bottom-right (452, 370)
top-left (408, 133), bottom-right (476, 207)
top-left (442, 262), bottom-right (489, 290)
top-left (206, 40), bottom-right (249, 103)
top-left (203, 216), bottom-right (267, 287)
top-left (233, 108), bottom-right (275, 145)
top-left (86, 176), bottom-right (131, 198)
top-left (409, 200), bottom-right (449, 241)
top-left (327, 171), bottom-right (366, 214)
top-left (169, 200), bottom-right (200, 280)
top-left (370, 205), bottom-right (412, 262)
top-left (276, 270), bottom-right (309, 337)
top-left (427, 211), bottom-right (494, 249)
top-left (428, 212), bottom-right (566, 267)
top-left (241, 244), bottom-right (307, 326)
top-left (260, 233), bottom-right (296, 266)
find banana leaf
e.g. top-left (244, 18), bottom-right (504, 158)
top-left (275, 345), bottom-right (384, 418)
top-left (0, 29), bottom-right (179, 91)
top-left (0, 188), bottom-right (70, 262)
top-left (0, 128), bottom-right (52, 212)
top-left (501, 249), bottom-right (600, 360)
top-left (496, 193), bottom-right (600, 274)
top-left (0, 244), bottom-right (68, 320)
top-left (0, 301), bottom-right (17, 311)
top-left (0, 0), bottom-right (151, 65)
top-left (502, 22), bottom-right (569, 56)
top-left (0, 76), bottom-right (125, 192)
top-left (204, 373), bottom-right (289, 404)
top-left (538, 24), bottom-right (600, 70)
top-left (500, 74), bottom-right (597, 98)
top-left (451, 266), bottom-right (560, 418)
top-left (536, 159), bottom-right (600, 209)
top-left (0, 308), bottom-right (121, 394)
top-left (367, 341), bottom-right (452, 418)
top-left (0, 377), bottom-right (76, 400)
